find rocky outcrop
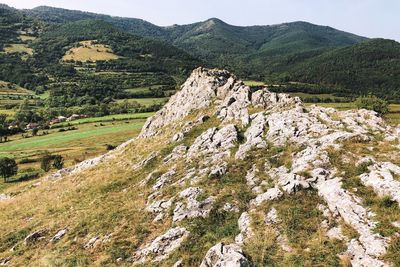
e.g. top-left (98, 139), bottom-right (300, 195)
top-left (200, 242), bottom-right (250, 267)
top-left (130, 227), bottom-right (189, 265)
top-left (249, 186), bottom-right (283, 207)
top-left (140, 68), bottom-right (237, 138)
top-left (0, 194), bottom-right (10, 202)
top-left (124, 69), bottom-right (400, 265)
top-left (173, 187), bottom-right (214, 222)
top-left (152, 169), bottom-right (176, 191)
top-left (187, 124), bottom-right (238, 160)
top-left (235, 212), bottom-right (253, 245)
top-left (359, 160), bottom-right (400, 205)
top-left (17, 68), bottom-right (399, 266)
top-left (49, 229), bottom-right (67, 243)
top-left (146, 198), bottom-right (174, 222)
top-left (317, 178), bottom-right (388, 265)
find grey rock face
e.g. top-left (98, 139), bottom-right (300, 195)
top-left (359, 160), bottom-right (400, 205)
top-left (131, 227), bottom-right (189, 264)
top-left (236, 113), bottom-right (267, 160)
top-left (235, 212), bottom-right (253, 245)
top-left (84, 236), bottom-right (100, 250)
top-left (139, 68), bottom-right (237, 138)
top-left (218, 85), bottom-right (251, 126)
top-left (0, 194), bottom-right (10, 201)
top-left (163, 145), bottom-right (188, 163)
top-left (250, 186), bottom-right (283, 207)
top-left (317, 178), bottom-right (388, 263)
top-left (49, 229), bottom-right (67, 243)
top-left (173, 187), bottom-right (215, 222)
top-left (200, 242), bottom-right (250, 267)
top-left (152, 169), bottom-right (176, 191)
top-left (187, 124), bottom-right (238, 160)
top-left (146, 198), bottom-right (174, 222)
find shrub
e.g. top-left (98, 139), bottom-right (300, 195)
top-left (52, 155), bottom-right (64, 170)
top-left (105, 144), bottom-right (116, 150)
top-left (354, 95), bottom-right (389, 115)
top-left (0, 157), bottom-right (18, 182)
top-left (32, 128), bottom-right (39, 136)
top-left (40, 152), bottom-right (53, 172)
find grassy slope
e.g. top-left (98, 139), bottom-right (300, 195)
top-left (0, 113), bottom-right (151, 194)
top-left (62, 41), bottom-right (120, 62)
top-left (52, 112), bottom-right (153, 126)
top-left (0, 106), bottom-right (398, 266)
top-left (0, 122), bottom-right (143, 152)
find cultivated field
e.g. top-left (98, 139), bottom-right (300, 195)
top-left (0, 114), bottom-right (150, 191)
top-left (62, 40), bottom-right (120, 62)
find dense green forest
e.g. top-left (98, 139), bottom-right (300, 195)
top-left (0, 3), bottom-right (399, 113)
top-left (289, 39), bottom-right (400, 100)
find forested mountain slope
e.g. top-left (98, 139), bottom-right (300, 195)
top-left (1, 4), bottom-right (400, 101)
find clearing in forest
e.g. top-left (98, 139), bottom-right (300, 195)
top-left (62, 40), bottom-right (120, 62)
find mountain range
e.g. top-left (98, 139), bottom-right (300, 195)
top-left (0, 4), bottom-right (399, 100)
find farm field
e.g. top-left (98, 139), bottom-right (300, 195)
top-left (3, 43), bottom-right (33, 55)
top-left (0, 114), bottom-right (150, 192)
top-left (289, 92), bottom-right (347, 101)
top-left (117, 97), bottom-right (168, 107)
top-left (53, 112), bottom-right (153, 126)
top-left (19, 35), bottom-right (36, 42)
top-left (243, 80), bottom-right (266, 86)
top-left (62, 40), bottom-right (120, 62)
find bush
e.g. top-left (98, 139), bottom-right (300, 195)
top-left (0, 157), bottom-right (18, 182)
top-left (52, 155), bottom-right (64, 170)
top-left (354, 95), bottom-right (389, 115)
top-left (105, 144), bottom-right (116, 150)
top-left (40, 153), bottom-right (53, 172)
top-left (32, 128), bottom-right (39, 136)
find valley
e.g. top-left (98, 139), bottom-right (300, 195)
top-left (0, 2), bottom-right (399, 266)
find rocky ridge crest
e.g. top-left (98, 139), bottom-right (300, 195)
top-left (135, 67), bottom-right (400, 266)
top-left (2, 68), bottom-right (399, 266)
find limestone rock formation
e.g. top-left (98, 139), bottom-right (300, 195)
top-left (130, 227), bottom-right (189, 265)
top-left (135, 68), bottom-right (400, 266)
top-left (200, 242), bottom-right (250, 267)
top-left (2, 67), bottom-right (400, 266)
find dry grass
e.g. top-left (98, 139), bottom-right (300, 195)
top-left (62, 40), bottom-right (120, 62)
top-left (0, 129), bottom-right (174, 265)
top-left (19, 35), bottom-right (36, 42)
top-left (3, 44), bottom-right (33, 57)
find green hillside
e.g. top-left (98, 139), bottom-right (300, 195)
top-left (25, 5), bottom-right (168, 38)
top-left (5, 4), bottom-right (400, 102)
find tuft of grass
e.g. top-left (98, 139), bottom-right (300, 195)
top-left (384, 235), bottom-right (400, 267)
top-left (177, 209), bottom-right (240, 266)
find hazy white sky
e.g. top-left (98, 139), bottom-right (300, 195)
top-left (2, 0), bottom-right (400, 41)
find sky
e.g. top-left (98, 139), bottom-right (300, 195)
top-left (2, 0), bottom-right (400, 41)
